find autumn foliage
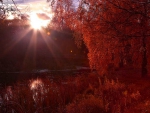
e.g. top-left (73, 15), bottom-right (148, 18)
top-left (0, 73), bottom-right (141, 113)
top-left (48, 0), bottom-right (150, 77)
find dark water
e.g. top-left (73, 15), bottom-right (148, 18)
top-left (0, 23), bottom-right (89, 87)
top-left (0, 67), bottom-right (91, 86)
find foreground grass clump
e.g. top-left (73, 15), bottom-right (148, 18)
top-left (0, 73), bottom-right (140, 113)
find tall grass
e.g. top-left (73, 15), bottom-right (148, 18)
top-left (0, 73), bottom-right (140, 113)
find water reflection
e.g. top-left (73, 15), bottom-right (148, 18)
top-left (30, 79), bottom-right (43, 90)
top-left (29, 78), bottom-right (49, 104)
top-left (5, 86), bottom-right (13, 101)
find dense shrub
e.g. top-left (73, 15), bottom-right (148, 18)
top-left (0, 74), bottom-right (140, 113)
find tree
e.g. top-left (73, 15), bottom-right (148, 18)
top-left (48, 0), bottom-right (150, 77)
top-left (99, 0), bottom-right (150, 77)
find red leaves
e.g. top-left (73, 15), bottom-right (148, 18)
top-left (48, 0), bottom-right (150, 76)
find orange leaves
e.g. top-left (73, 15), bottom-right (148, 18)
top-left (48, 0), bottom-right (150, 76)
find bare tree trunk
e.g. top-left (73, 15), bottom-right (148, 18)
top-left (141, 36), bottom-right (147, 77)
top-left (119, 57), bottom-right (124, 68)
top-left (141, 2), bottom-right (148, 78)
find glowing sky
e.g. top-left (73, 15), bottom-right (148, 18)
top-left (1, 0), bottom-right (54, 29)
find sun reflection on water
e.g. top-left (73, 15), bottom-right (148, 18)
top-left (29, 79), bottom-right (45, 103)
top-left (30, 79), bottom-right (43, 90)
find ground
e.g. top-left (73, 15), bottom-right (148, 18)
top-left (110, 67), bottom-right (150, 113)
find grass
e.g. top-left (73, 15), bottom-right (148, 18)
top-left (0, 69), bottom-right (146, 113)
top-left (108, 68), bottom-right (150, 113)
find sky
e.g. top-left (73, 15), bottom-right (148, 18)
top-left (0, 0), bottom-right (79, 27)
top-left (1, 0), bottom-right (53, 23)
top-left (1, 0), bottom-right (49, 12)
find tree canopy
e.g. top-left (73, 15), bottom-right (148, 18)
top-left (48, 0), bottom-right (150, 77)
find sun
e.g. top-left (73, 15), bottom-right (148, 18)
top-left (30, 13), bottom-right (50, 29)
top-left (30, 13), bottom-right (43, 29)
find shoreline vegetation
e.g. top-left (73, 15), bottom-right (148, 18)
top-left (0, 68), bottom-right (148, 113)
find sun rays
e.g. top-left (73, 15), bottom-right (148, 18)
top-left (0, 5), bottom-right (57, 70)
top-left (0, 0), bottom-right (68, 71)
